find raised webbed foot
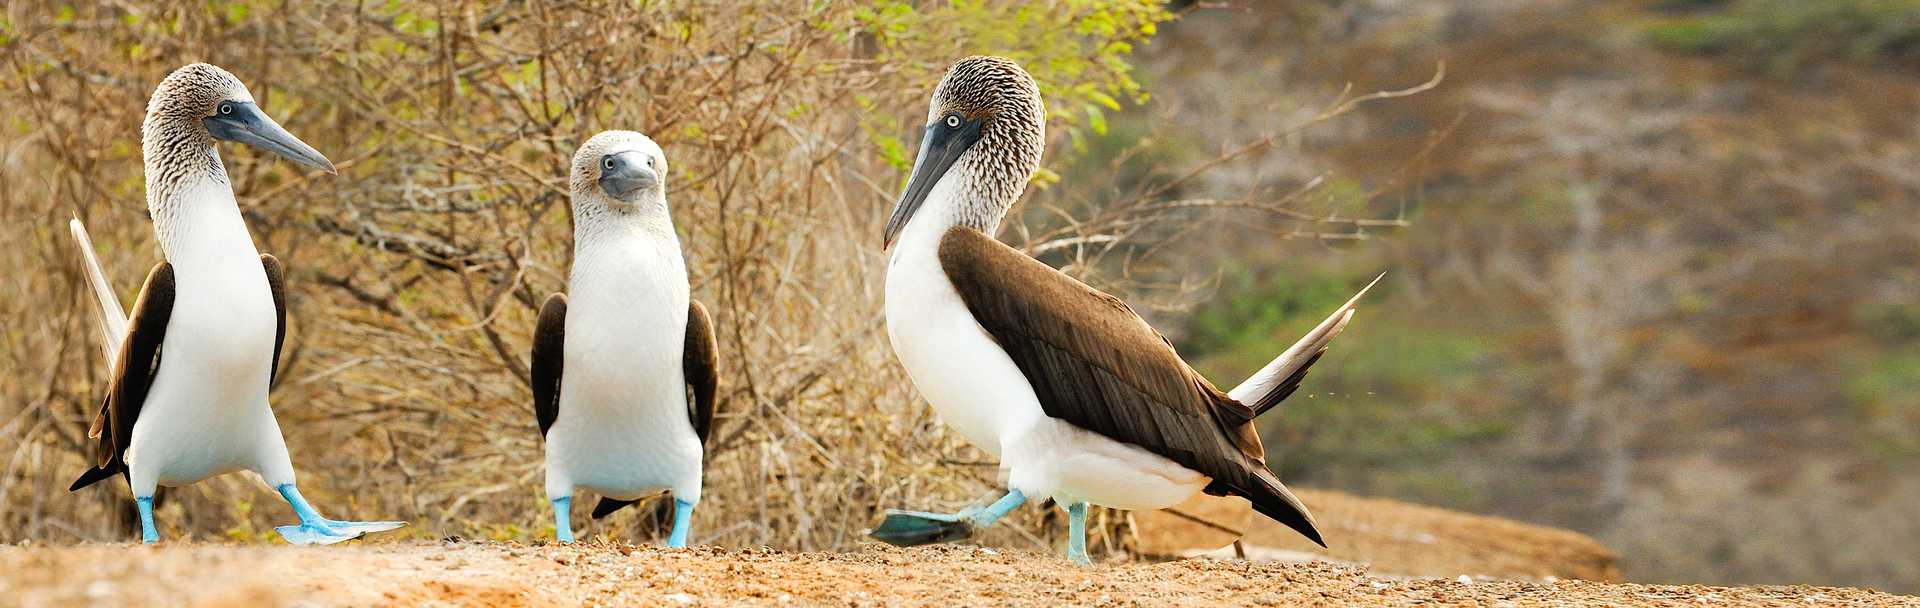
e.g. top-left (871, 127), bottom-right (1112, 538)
top-left (274, 518), bottom-right (405, 545)
top-left (870, 509), bottom-right (976, 547)
top-left (869, 489), bottom-right (1028, 547)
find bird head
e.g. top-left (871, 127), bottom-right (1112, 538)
top-left (883, 56), bottom-right (1045, 250)
top-left (145, 63), bottom-right (336, 175)
top-left (570, 130), bottom-right (669, 215)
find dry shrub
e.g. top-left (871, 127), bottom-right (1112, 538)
top-left (0, 0), bottom-right (1168, 549)
top-left (0, 1), bottom-right (1411, 555)
top-left (0, 0), bottom-right (1158, 551)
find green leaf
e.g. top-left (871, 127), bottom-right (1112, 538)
top-left (876, 134), bottom-right (909, 172)
top-left (1088, 90), bottom-right (1121, 111)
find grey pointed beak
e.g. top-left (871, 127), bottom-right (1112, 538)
top-left (598, 151), bottom-right (659, 200)
top-left (884, 116), bottom-right (983, 250)
top-left (204, 101), bottom-right (336, 174)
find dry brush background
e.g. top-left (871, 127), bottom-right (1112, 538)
top-left (0, 0), bottom-right (1389, 558)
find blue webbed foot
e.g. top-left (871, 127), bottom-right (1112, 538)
top-left (320, 519), bottom-right (406, 535)
top-left (667, 499), bottom-right (696, 548)
top-left (870, 509), bottom-right (975, 547)
top-left (870, 489), bottom-right (1027, 547)
top-left (136, 496), bottom-right (159, 544)
top-left (1066, 501), bottom-right (1091, 566)
top-left (553, 496), bottom-right (575, 544)
top-left (273, 518), bottom-right (405, 545)
top-left (274, 522), bottom-right (367, 545)
top-left (273, 484), bottom-right (407, 545)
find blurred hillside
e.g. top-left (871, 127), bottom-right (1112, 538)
top-left (1087, 0), bottom-right (1918, 592)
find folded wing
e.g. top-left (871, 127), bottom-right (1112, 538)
top-left (531, 293), bottom-right (567, 437)
top-left (937, 227), bottom-right (1324, 546)
top-left (70, 263), bottom-right (176, 492)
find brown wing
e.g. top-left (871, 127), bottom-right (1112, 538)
top-left (531, 293), bottom-right (567, 437)
top-left (937, 227), bottom-right (1324, 546)
top-left (70, 262), bottom-right (175, 492)
top-left (684, 299), bottom-right (720, 445)
top-left (260, 254), bottom-right (288, 387)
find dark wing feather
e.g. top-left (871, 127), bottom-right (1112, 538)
top-left (684, 299), bottom-right (720, 444)
top-left (260, 254), bottom-right (288, 387)
top-left (531, 293), bottom-right (567, 437)
top-left (937, 227), bottom-right (1324, 546)
top-left (70, 262), bottom-right (175, 492)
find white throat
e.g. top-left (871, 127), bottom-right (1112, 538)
top-left (575, 194), bottom-right (678, 246)
top-left (149, 151), bottom-right (258, 272)
top-left (888, 164), bottom-right (999, 262)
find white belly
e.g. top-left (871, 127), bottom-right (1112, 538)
top-left (884, 222), bottom-right (1208, 510)
top-left (884, 234), bottom-right (1038, 458)
top-left (546, 412), bottom-right (701, 502)
top-left (544, 237), bottom-right (702, 502)
top-left (1002, 418), bottom-right (1209, 510)
top-left (126, 243), bottom-right (286, 488)
top-left (546, 373), bottom-right (702, 502)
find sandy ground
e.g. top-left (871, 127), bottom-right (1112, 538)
top-left (1, 541), bottom-right (1913, 608)
top-left (1133, 489), bottom-right (1622, 582)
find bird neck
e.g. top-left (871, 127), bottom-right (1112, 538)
top-left (897, 163), bottom-right (1011, 257)
top-left (143, 114), bottom-right (251, 268)
top-left (573, 196), bottom-right (681, 251)
top-left (142, 113), bottom-right (227, 207)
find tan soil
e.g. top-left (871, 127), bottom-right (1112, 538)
top-left (1, 541), bottom-right (1911, 608)
top-left (1133, 489), bottom-right (1623, 581)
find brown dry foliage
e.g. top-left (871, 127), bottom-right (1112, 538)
top-left (2, 1), bottom-right (1046, 549)
top-left (0, 1), bottom-right (1413, 553)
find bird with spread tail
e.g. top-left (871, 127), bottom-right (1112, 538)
top-left (869, 56), bottom-right (1378, 564)
top-left (67, 63), bottom-right (406, 545)
top-left (530, 131), bottom-right (720, 546)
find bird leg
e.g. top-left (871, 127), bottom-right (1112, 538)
top-left (869, 488), bottom-right (1027, 547)
top-left (552, 496), bottom-right (575, 543)
top-left (135, 496), bottom-right (159, 544)
top-left (272, 484), bottom-right (406, 545)
top-left (1066, 501), bottom-right (1091, 566)
top-left (667, 499), bottom-right (696, 548)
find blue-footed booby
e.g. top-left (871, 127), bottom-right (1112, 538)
top-left (870, 56), bottom-right (1377, 564)
top-left (66, 63), bottom-right (406, 545)
top-left (530, 130), bottom-right (720, 546)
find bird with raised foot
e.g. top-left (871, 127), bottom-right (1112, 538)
top-left (67, 63), bottom-right (406, 545)
top-left (869, 56), bottom-right (1378, 565)
top-left (531, 131), bottom-right (720, 547)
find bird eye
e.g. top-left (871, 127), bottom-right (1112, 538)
top-left (603, 158), bottom-right (615, 170)
top-left (219, 103), bottom-right (233, 116)
top-left (944, 115), bottom-right (961, 128)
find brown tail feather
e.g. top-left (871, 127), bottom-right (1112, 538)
top-left (591, 495), bottom-right (674, 531)
top-left (1238, 470), bottom-right (1326, 547)
top-left (1227, 273), bottom-right (1381, 417)
top-left (591, 497), bottom-right (638, 519)
top-left (68, 464), bottom-right (121, 492)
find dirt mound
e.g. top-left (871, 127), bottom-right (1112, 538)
top-left (2, 541), bottom-right (1909, 607)
top-left (1133, 488), bottom-right (1621, 581)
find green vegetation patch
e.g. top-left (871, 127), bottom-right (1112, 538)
top-left (1843, 345), bottom-right (1920, 460)
top-left (1648, 0), bottom-right (1920, 77)
top-left (1183, 270), bottom-right (1508, 506)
